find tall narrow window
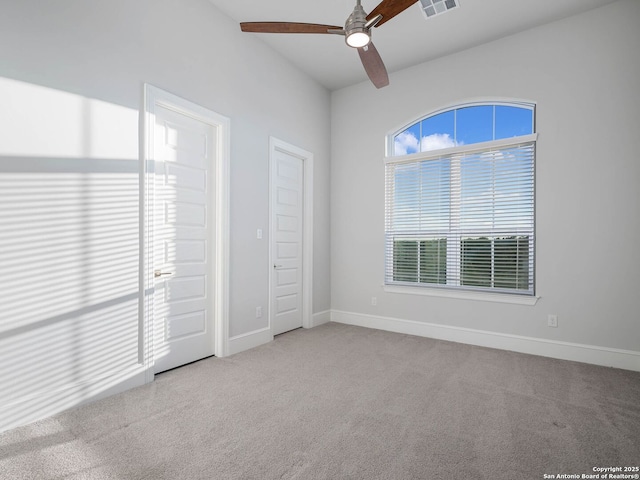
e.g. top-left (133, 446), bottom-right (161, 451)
top-left (385, 102), bottom-right (536, 295)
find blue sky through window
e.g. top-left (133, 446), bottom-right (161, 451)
top-left (421, 110), bottom-right (455, 152)
top-left (495, 106), bottom-right (533, 139)
top-left (456, 105), bottom-right (493, 145)
top-left (393, 103), bottom-right (533, 156)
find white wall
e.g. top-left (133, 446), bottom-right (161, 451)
top-left (0, 0), bottom-right (331, 432)
top-left (330, 0), bottom-right (640, 368)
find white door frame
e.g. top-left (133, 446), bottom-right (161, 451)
top-left (269, 137), bottom-right (314, 333)
top-left (142, 84), bottom-right (230, 381)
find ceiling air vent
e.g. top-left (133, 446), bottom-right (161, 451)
top-left (419, 0), bottom-right (458, 19)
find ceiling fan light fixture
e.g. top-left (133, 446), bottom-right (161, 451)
top-left (346, 30), bottom-right (370, 48)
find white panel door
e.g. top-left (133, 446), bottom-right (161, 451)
top-left (271, 150), bottom-right (304, 335)
top-left (153, 104), bottom-right (215, 373)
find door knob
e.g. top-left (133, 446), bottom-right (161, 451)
top-left (154, 270), bottom-right (173, 278)
top-left (273, 264), bottom-right (283, 269)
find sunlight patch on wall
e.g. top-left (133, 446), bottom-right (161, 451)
top-left (0, 76), bottom-right (142, 433)
top-left (0, 76), bottom-right (137, 160)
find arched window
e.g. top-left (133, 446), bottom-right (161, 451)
top-left (385, 102), bottom-right (536, 295)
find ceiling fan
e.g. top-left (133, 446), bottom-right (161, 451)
top-left (240, 0), bottom-right (418, 89)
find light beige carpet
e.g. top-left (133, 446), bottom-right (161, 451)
top-left (1, 323), bottom-right (638, 479)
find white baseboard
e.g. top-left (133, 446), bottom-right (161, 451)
top-left (228, 327), bottom-right (273, 356)
top-left (228, 312), bottom-right (332, 356)
top-left (311, 310), bottom-right (331, 328)
top-left (331, 310), bottom-right (640, 372)
top-left (0, 365), bottom-right (148, 434)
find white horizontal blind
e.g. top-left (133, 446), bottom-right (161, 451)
top-left (385, 137), bottom-right (535, 295)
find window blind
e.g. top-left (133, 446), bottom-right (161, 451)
top-left (384, 136), bottom-right (535, 295)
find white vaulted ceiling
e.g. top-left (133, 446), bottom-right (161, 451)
top-left (207, 0), bottom-right (617, 90)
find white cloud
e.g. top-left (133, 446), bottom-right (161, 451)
top-left (421, 133), bottom-right (460, 152)
top-left (394, 131), bottom-right (419, 156)
top-left (395, 132), bottom-right (463, 155)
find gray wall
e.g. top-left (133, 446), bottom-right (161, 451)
top-left (0, 0), bottom-right (331, 431)
top-left (331, 0), bottom-right (640, 353)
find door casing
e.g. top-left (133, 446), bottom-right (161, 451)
top-left (268, 137), bottom-right (313, 334)
top-left (142, 84), bottom-right (230, 381)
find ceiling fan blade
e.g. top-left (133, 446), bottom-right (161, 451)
top-left (240, 22), bottom-right (343, 34)
top-left (357, 42), bottom-right (389, 89)
top-left (366, 0), bottom-right (418, 27)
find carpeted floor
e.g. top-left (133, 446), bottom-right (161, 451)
top-left (1, 323), bottom-right (639, 479)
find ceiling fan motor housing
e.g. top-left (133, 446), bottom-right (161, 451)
top-left (344, 1), bottom-right (370, 47)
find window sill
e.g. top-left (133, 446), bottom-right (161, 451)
top-left (383, 285), bottom-right (540, 306)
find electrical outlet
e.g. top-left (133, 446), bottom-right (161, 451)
top-left (256, 229), bottom-right (263, 240)
top-left (547, 314), bottom-right (558, 328)
top-left (256, 306), bottom-right (262, 318)
top-left (371, 297), bottom-right (377, 306)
